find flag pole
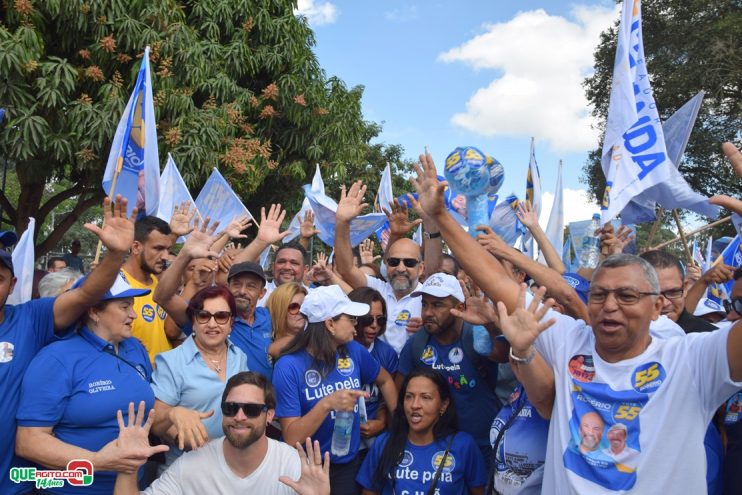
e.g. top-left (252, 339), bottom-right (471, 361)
top-left (649, 215), bottom-right (731, 251)
top-left (671, 209), bottom-right (693, 265)
top-left (644, 208), bottom-right (664, 251)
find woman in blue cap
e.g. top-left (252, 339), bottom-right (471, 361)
top-left (15, 272), bottom-right (156, 494)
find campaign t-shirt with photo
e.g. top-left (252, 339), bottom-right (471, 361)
top-left (356, 431), bottom-right (487, 495)
top-left (365, 275), bottom-right (422, 355)
top-left (272, 340), bottom-right (380, 464)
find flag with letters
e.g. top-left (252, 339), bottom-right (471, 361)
top-left (103, 46), bottom-right (160, 217)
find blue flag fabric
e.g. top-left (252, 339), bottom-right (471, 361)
top-left (708, 235), bottom-right (742, 303)
top-left (195, 168), bottom-right (253, 230)
top-left (489, 194), bottom-right (526, 246)
top-left (103, 46), bottom-right (160, 217)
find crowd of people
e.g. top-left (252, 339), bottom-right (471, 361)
top-left (1, 142), bottom-right (742, 495)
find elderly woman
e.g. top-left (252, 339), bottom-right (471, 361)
top-left (150, 284), bottom-right (248, 467)
top-left (15, 273), bottom-right (155, 494)
top-left (273, 285), bottom-right (398, 495)
top-left (266, 281), bottom-right (308, 360)
top-left (38, 267), bottom-right (83, 298)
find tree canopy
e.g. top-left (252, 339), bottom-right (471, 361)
top-left (0, 0), bottom-right (413, 256)
top-left (582, 0), bottom-right (742, 218)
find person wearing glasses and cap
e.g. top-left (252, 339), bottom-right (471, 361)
top-left (273, 285), bottom-right (398, 494)
top-left (113, 372), bottom-right (331, 495)
top-left (15, 271), bottom-right (155, 495)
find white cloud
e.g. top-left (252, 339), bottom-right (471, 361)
top-left (539, 188), bottom-right (600, 227)
top-left (385, 6), bottom-right (418, 22)
top-left (295, 0), bottom-right (338, 26)
top-left (439, 5), bottom-right (618, 153)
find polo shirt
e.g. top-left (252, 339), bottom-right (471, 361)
top-left (0, 298), bottom-right (56, 495)
top-left (17, 328), bottom-right (154, 495)
top-left (365, 274), bottom-right (422, 355)
top-left (121, 269), bottom-right (171, 364)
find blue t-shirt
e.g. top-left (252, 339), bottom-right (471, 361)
top-left (273, 340), bottom-right (381, 464)
top-left (363, 339), bottom-right (399, 421)
top-left (356, 431), bottom-right (487, 494)
top-left (0, 298), bottom-right (57, 495)
top-left (399, 333), bottom-right (500, 453)
top-left (16, 327), bottom-right (154, 495)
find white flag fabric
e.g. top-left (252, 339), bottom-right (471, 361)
top-left (489, 194), bottom-right (526, 246)
top-left (524, 138), bottom-right (542, 258)
top-left (703, 237), bottom-right (713, 273)
top-left (413, 224), bottom-right (423, 247)
top-left (157, 154), bottom-right (199, 223)
top-left (8, 218), bottom-right (35, 305)
top-left (543, 160), bottom-right (565, 258)
top-left (374, 164), bottom-right (394, 249)
top-left (284, 165), bottom-right (325, 244)
top-left (600, 0), bottom-right (674, 224)
top-left (195, 169), bottom-right (254, 230)
top-left (102, 46), bottom-right (160, 217)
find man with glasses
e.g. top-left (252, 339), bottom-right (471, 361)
top-left (113, 372), bottom-right (330, 494)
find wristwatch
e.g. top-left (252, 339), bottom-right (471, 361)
top-left (509, 346), bottom-right (536, 365)
top-left (424, 231), bottom-right (441, 240)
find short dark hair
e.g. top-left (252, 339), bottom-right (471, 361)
top-left (186, 285), bottom-right (237, 322)
top-left (134, 216), bottom-right (171, 243)
top-left (274, 242), bottom-right (308, 264)
top-left (441, 253), bottom-right (460, 276)
top-left (222, 371), bottom-right (276, 410)
top-left (47, 257), bottom-right (66, 270)
top-left (640, 250), bottom-right (684, 279)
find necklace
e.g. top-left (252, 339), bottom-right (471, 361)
top-left (197, 343), bottom-right (227, 374)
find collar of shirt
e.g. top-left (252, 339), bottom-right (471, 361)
top-left (78, 326), bottom-right (117, 352)
top-left (235, 306), bottom-right (270, 329)
top-left (182, 334), bottom-right (237, 365)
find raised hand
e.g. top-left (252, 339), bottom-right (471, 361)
top-left (384, 198), bottom-right (422, 237)
top-left (222, 215), bottom-right (252, 240)
top-left (336, 181), bottom-right (368, 223)
top-left (300, 210), bottom-right (320, 239)
top-left (84, 195), bottom-right (136, 254)
top-left (310, 252), bottom-right (331, 283)
top-left (169, 201), bottom-right (198, 237)
top-left (475, 225), bottom-right (510, 256)
top-left (709, 142), bottom-right (742, 215)
top-left (257, 204), bottom-right (290, 244)
top-left (701, 263), bottom-right (735, 285)
top-left (450, 279), bottom-right (498, 325)
top-left (182, 217), bottom-right (220, 259)
top-left (515, 201), bottom-right (539, 230)
top-left (410, 152), bottom-right (447, 218)
top-left (495, 284), bottom-right (556, 355)
top-left (359, 238), bottom-right (380, 265)
top-left (279, 438), bottom-right (330, 495)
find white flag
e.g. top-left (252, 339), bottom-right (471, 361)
top-left (8, 218), bottom-right (35, 305)
top-left (543, 160), bottom-right (564, 258)
top-left (374, 164), bottom-right (394, 249)
top-left (524, 138), bottom-right (542, 258)
top-left (284, 165), bottom-right (325, 244)
top-left (157, 154), bottom-right (199, 223)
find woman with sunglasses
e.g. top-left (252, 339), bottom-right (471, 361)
top-left (266, 282), bottom-right (308, 360)
top-left (348, 287), bottom-right (398, 450)
top-left (273, 285), bottom-right (398, 495)
top-left (149, 285), bottom-right (248, 467)
top-left (357, 369), bottom-right (487, 495)
top-left (15, 273), bottom-right (156, 494)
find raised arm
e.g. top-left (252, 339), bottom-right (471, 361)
top-left (406, 167), bottom-right (443, 277)
top-left (685, 263), bottom-right (734, 313)
top-left (516, 200), bottom-right (565, 274)
top-left (383, 198), bottom-right (422, 255)
top-left (334, 182), bottom-right (371, 289)
top-left (298, 210), bottom-right (321, 251)
top-left (232, 204), bottom-right (290, 264)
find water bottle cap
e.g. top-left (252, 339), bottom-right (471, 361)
top-left (592, 213), bottom-right (601, 220)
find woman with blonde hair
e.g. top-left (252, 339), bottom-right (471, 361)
top-left (267, 282), bottom-right (308, 359)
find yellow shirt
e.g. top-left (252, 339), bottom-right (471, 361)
top-left (121, 269), bottom-right (171, 364)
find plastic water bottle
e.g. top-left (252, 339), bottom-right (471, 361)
top-left (472, 325), bottom-right (493, 355)
top-left (580, 213), bottom-right (602, 269)
top-left (331, 410), bottom-right (354, 456)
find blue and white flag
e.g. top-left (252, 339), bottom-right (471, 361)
top-left (562, 236), bottom-right (578, 273)
top-left (259, 245), bottom-right (272, 269)
top-left (692, 238), bottom-right (705, 267)
top-left (7, 217), bottom-right (35, 305)
top-left (195, 168), bottom-right (254, 230)
top-left (543, 160), bottom-right (565, 258)
top-left (600, 1), bottom-right (674, 224)
top-left (703, 237), bottom-right (714, 273)
top-left (523, 138), bottom-right (542, 257)
top-left (489, 194), bottom-right (525, 246)
top-left (303, 185), bottom-right (387, 248)
top-left (374, 164), bottom-right (395, 249)
top-left (157, 154), bottom-right (198, 223)
top-left (413, 224), bottom-right (423, 247)
top-left (708, 235), bottom-right (742, 303)
top-left (284, 165), bottom-right (325, 244)
top-left (103, 46), bottom-right (160, 217)
top-left (569, 218), bottom-right (631, 268)
top-left (619, 91), bottom-right (719, 223)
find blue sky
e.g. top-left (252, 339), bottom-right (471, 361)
top-left (296, 0), bottom-right (620, 224)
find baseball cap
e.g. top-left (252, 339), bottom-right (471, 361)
top-left (694, 297), bottom-right (726, 318)
top-left (0, 250), bottom-right (13, 275)
top-left (411, 273), bottom-right (465, 302)
top-left (563, 272), bottom-right (590, 304)
top-left (300, 285), bottom-right (370, 323)
top-left (228, 261), bottom-right (266, 284)
top-left (72, 272), bottom-right (150, 301)
top-left (0, 231), bottom-right (18, 247)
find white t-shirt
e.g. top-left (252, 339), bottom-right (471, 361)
top-left (143, 437), bottom-right (301, 495)
top-left (533, 311), bottom-right (742, 494)
top-left (257, 281), bottom-right (313, 307)
top-left (365, 274), bottom-right (422, 354)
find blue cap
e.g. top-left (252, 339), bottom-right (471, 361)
top-left (563, 272), bottom-right (590, 304)
top-left (0, 250), bottom-right (13, 275)
top-left (72, 271), bottom-right (150, 301)
top-left (0, 231), bottom-right (18, 247)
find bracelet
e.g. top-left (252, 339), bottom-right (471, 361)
top-left (425, 231), bottom-right (441, 239)
top-left (509, 346), bottom-right (536, 365)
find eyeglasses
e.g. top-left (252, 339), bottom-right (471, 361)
top-left (659, 288), bottom-right (684, 300)
top-left (335, 314), bottom-right (358, 324)
top-left (724, 298), bottom-right (742, 315)
top-left (357, 315), bottom-right (387, 328)
top-left (587, 288), bottom-right (659, 305)
top-left (221, 402), bottom-right (268, 418)
top-left (287, 302), bottom-right (302, 315)
top-left (386, 257), bottom-right (420, 268)
top-left (195, 310), bottom-right (233, 325)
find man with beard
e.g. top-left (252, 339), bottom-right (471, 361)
top-left (112, 372), bottom-right (330, 494)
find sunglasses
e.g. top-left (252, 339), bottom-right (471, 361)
top-left (386, 257), bottom-right (420, 268)
top-left (221, 402), bottom-right (269, 418)
top-left (287, 302), bottom-right (302, 315)
top-left (195, 310), bottom-right (232, 325)
top-left (724, 298), bottom-right (742, 315)
top-left (357, 315), bottom-right (387, 328)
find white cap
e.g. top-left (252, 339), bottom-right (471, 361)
top-left (694, 297), bottom-right (726, 317)
top-left (300, 285), bottom-right (370, 323)
top-left (411, 273), bottom-right (464, 302)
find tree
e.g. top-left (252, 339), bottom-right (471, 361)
top-left (0, 0), bottom-right (395, 256)
top-left (582, 0), bottom-right (742, 212)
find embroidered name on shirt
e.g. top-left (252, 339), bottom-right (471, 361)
top-left (88, 380), bottom-right (115, 394)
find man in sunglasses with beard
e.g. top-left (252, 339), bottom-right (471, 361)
top-left (113, 372), bottom-right (330, 494)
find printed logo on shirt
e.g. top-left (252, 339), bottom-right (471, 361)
top-left (9, 459), bottom-right (94, 489)
top-left (448, 347), bottom-right (464, 364)
top-left (399, 450), bottom-right (414, 468)
top-left (421, 345), bottom-right (438, 366)
top-left (156, 305), bottom-right (167, 320)
top-left (141, 304), bottom-right (156, 323)
top-left (725, 393), bottom-right (742, 425)
top-left (431, 451), bottom-right (456, 473)
top-left (305, 369), bottom-right (322, 388)
top-left (88, 379), bottom-right (116, 394)
top-left (568, 354), bottom-right (595, 383)
top-left (564, 276), bottom-right (580, 288)
top-left (631, 362), bottom-right (665, 393)
top-left (395, 310), bottom-right (411, 326)
top-left (0, 341), bottom-right (14, 363)
top-left (337, 357), bottom-right (355, 377)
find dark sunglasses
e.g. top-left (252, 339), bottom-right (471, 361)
top-left (723, 298), bottom-right (742, 315)
top-left (221, 402), bottom-right (268, 418)
top-left (387, 257), bottom-right (420, 268)
top-left (287, 302), bottom-right (302, 315)
top-left (195, 310), bottom-right (232, 325)
top-left (357, 315), bottom-right (387, 328)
